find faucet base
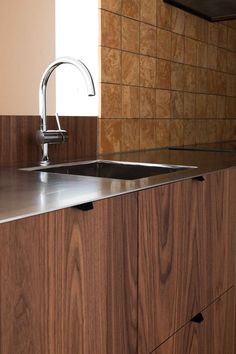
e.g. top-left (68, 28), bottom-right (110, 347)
top-left (40, 160), bottom-right (51, 167)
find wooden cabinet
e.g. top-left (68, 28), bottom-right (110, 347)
top-left (138, 170), bottom-right (235, 354)
top-left (0, 167), bottom-right (235, 354)
top-left (0, 193), bottom-right (138, 354)
top-left (152, 287), bottom-right (235, 354)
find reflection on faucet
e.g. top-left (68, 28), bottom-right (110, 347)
top-left (37, 56), bottom-right (96, 166)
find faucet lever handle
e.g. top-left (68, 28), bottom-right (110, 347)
top-left (55, 112), bottom-right (62, 131)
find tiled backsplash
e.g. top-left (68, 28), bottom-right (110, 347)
top-left (98, 0), bottom-right (236, 153)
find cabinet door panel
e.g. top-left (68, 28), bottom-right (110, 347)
top-left (58, 194), bottom-right (138, 354)
top-left (0, 193), bottom-right (138, 354)
top-left (138, 180), bottom-right (205, 353)
top-left (203, 170), bottom-right (234, 302)
top-left (229, 168), bottom-right (236, 342)
top-left (152, 287), bottom-right (235, 354)
top-left (138, 170), bottom-right (234, 354)
top-left (0, 210), bottom-right (64, 354)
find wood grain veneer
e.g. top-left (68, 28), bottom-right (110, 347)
top-left (0, 210), bottom-right (64, 354)
top-left (138, 170), bottom-right (234, 354)
top-left (153, 287), bottom-right (235, 354)
top-left (0, 193), bottom-right (138, 354)
top-left (0, 115), bottom-right (97, 166)
top-left (229, 167), bottom-right (236, 347)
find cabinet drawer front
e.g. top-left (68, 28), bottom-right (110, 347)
top-left (152, 287), bottom-right (235, 354)
top-left (138, 170), bottom-right (234, 354)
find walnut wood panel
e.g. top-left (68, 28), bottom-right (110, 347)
top-left (138, 170), bottom-right (234, 354)
top-left (229, 167), bottom-right (236, 344)
top-left (0, 193), bottom-right (138, 354)
top-left (138, 180), bottom-right (204, 354)
top-left (57, 194), bottom-right (138, 354)
top-left (0, 115), bottom-right (97, 166)
top-left (0, 210), bottom-right (64, 354)
top-left (202, 170), bottom-right (234, 301)
top-left (152, 287), bottom-right (235, 354)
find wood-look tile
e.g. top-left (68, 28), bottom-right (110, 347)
top-left (140, 0), bottom-right (156, 26)
top-left (217, 48), bottom-right (228, 73)
top-left (207, 45), bottom-right (218, 70)
top-left (171, 7), bottom-right (185, 34)
top-left (171, 91), bottom-right (184, 118)
top-left (207, 95), bottom-right (217, 119)
top-left (156, 59), bottom-right (171, 89)
top-left (195, 94), bottom-right (207, 118)
top-left (155, 119), bottom-right (170, 147)
top-left (183, 120), bottom-right (196, 145)
top-left (140, 87), bottom-right (156, 118)
top-left (140, 23), bottom-right (157, 57)
top-left (99, 0), bottom-right (122, 13)
top-left (171, 33), bottom-right (184, 63)
top-left (171, 62), bottom-right (184, 91)
top-left (184, 65), bottom-right (196, 92)
top-left (156, 89), bottom-right (171, 118)
top-left (196, 17), bottom-right (208, 42)
top-left (122, 17), bottom-right (140, 53)
top-left (100, 83), bottom-right (122, 118)
top-left (122, 0), bottom-right (140, 20)
top-left (226, 74), bottom-right (236, 97)
top-left (196, 68), bottom-right (208, 93)
top-left (225, 119), bottom-right (235, 140)
top-left (100, 10), bottom-right (121, 49)
top-left (218, 24), bottom-right (228, 49)
top-left (206, 120), bottom-right (217, 142)
top-left (208, 70), bottom-right (218, 95)
top-left (226, 97), bottom-right (236, 118)
top-left (216, 72), bottom-right (227, 96)
top-left (156, 28), bottom-right (172, 60)
top-left (100, 47), bottom-right (121, 83)
top-left (208, 23), bottom-right (218, 45)
top-left (170, 119), bottom-right (184, 146)
top-left (99, 119), bottom-right (122, 153)
top-left (214, 119), bottom-right (223, 141)
top-left (227, 28), bottom-right (236, 51)
top-left (122, 86), bottom-right (140, 118)
top-left (139, 119), bottom-right (157, 149)
top-left (121, 119), bottom-right (140, 151)
top-left (227, 51), bottom-right (236, 74)
top-left (216, 96), bottom-right (226, 119)
top-left (156, 0), bottom-right (172, 30)
top-left (122, 52), bottom-right (139, 85)
top-left (140, 56), bottom-right (156, 88)
top-left (185, 13), bottom-right (197, 39)
top-left (196, 42), bottom-right (208, 68)
top-left (184, 38), bottom-right (197, 66)
top-left (195, 119), bottom-right (208, 143)
top-left (184, 93), bottom-right (195, 119)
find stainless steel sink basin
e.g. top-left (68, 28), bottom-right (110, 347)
top-left (24, 160), bottom-right (196, 180)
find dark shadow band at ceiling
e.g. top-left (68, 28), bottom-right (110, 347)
top-left (164, 0), bottom-right (236, 22)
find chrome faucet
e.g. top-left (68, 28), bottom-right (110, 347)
top-left (37, 56), bottom-right (95, 166)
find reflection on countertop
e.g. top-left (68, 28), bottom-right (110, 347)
top-left (1, 145), bottom-right (236, 224)
top-left (169, 140), bottom-right (236, 153)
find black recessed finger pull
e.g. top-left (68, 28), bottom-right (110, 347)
top-left (73, 202), bottom-right (94, 211)
top-left (192, 176), bottom-right (205, 182)
top-left (191, 312), bottom-right (204, 323)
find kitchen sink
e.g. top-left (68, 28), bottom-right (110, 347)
top-left (24, 160), bottom-right (196, 180)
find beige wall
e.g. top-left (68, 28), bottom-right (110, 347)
top-left (99, 0), bottom-right (236, 153)
top-left (0, 0), bottom-right (55, 115)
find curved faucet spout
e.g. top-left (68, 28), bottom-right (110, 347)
top-left (38, 56), bottom-right (96, 165)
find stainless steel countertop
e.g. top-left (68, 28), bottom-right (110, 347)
top-left (169, 140), bottom-right (236, 152)
top-left (1, 147), bottom-right (236, 224)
